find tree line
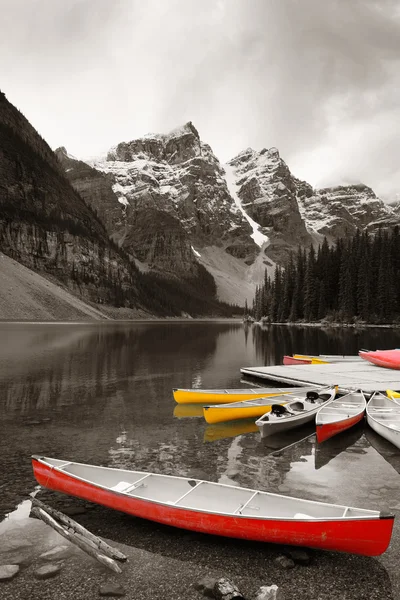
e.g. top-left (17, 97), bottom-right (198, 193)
top-left (251, 227), bottom-right (400, 324)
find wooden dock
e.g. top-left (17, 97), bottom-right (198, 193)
top-left (241, 362), bottom-right (400, 393)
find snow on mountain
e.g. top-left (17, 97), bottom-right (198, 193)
top-left (223, 162), bottom-right (269, 248)
top-left (226, 147), bottom-right (313, 263)
top-left (57, 121), bottom-right (400, 306)
top-left (298, 184), bottom-right (398, 240)
top-left (87, 121), bottom-right (251, 247)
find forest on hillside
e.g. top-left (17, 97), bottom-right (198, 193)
top-left (251, 227), bottom-right (400, 325)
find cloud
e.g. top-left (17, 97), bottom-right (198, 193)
top-left (1, 0), bottom-right (400, 197)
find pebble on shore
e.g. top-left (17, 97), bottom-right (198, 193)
top-left (0, 565), bottom-right (20, 581)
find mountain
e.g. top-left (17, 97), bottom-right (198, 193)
top-left (56, 124), bottom-right (263, 304)
top-left (0, 251), bottom-right (110, 320)
top-left (225, 146), bottom-right (313, 263)
top-left (0, 90), bottom-right (143, 311)
top-left (0, 92), bottom-right (236, 318)
top-left (298, 184), bottom-right (399, 240)
top-left (57, 123), bottom-right (256, 269)
top-left (58, 124), bottom-right (400, 305)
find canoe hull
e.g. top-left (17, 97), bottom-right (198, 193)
top-left (367, 394), bottom-right (400, 450)
top-left (257, 411), bottom-right (317, 438)
top-left (32, 458), bottom-right (394, 556)
top-left (173, 386), bottom-right (314, 405)
top-left (283, 356), bottom-right (311, 365)
top-left (316, 412), bottom-right (365, 443)
top-left (204, 404), bottom-right (275, 424)
top-left (359, 350), bottom-right (400, 370)
top-left (367, 415), bottom-right (400, 450)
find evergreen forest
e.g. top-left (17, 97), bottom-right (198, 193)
top-left (251, 227), bottom-right (400, 325)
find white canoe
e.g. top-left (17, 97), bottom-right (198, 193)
top-left (256, 387), bottom-right (336, 438)
top-left (366, 392), bottom-right (400, 450)
top-left (32, 455), bottom-right (394, 556)
top-left (316, 391), bottom-right (367, 443)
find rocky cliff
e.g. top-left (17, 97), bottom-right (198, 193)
top-left (0, 90), bottom-right (142, 310)
top-left (0, 92), bottom-right (237, 317)
top-left (58, 121), bottom-right (400, 306)
top-left (55, 128), bottom-right (246, 279)
top-left (298, 183), bottom-right (398, 240)
top-left (226, 147), bottom-right (313, 263)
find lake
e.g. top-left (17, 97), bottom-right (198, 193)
top-left (1, 321), bottom-right (400, 598)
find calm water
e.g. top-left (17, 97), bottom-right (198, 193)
top-left (1, 321), bottom-right (400, 596)
top-left (1, 321), bottom-right (400, 515)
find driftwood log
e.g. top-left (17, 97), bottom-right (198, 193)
top-left (31, 507), bottom-right (122, 574)
top-left (31, 497), bottom-right (127, 562)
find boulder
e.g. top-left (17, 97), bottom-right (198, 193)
top-left (283, 548), bottom-right (311, 565)
top-left (39, 545), bottom-right (71, 561)
top-left (34, 563), bottom-right (62, 579)
top-left (213, 577), bottom-right (245, 599)
top-left (0, 565), bottom-right (19, 581)
top-left (194, 575), bottom-right (219, 597)
top-left (274, 555), bottom-right (295, 569)
top-left (254, 584), bottom-right (284, 600)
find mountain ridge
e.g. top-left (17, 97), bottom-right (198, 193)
top-left (57, 121), bottom-right (400, 305)
top-left (0, 92), bottom-right (238, 317)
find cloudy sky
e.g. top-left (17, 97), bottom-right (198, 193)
top-left (1, 0), bottom-right (400, 198)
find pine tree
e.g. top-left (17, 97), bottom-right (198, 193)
top-left (304, 245), bottom-right (317, 321)
top-left (338, 245), bottom-right (355, 320)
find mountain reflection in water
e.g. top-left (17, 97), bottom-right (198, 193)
top-left (1, 321), bottom-right (400, 528)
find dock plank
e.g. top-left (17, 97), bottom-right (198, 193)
top-left (240, 362), bottom-right (400, 392)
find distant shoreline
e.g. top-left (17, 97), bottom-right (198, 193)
top-left (0, 317), bottom-right (243, 325)
top-left (253, 320), bottom-right (400, 329)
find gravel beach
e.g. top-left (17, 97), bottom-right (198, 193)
top-left (0, 487), bottom-right (398, 600)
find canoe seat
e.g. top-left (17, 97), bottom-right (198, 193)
top-left (271, 404), bottom-right (289, 416)
top-left (111, 475), bottom-right (151, 494)
top-left (111, 481), bottom-right (133, 492)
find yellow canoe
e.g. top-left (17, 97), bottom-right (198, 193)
top-left (203, 387), bottom-right (321, 424)
top-left (386, 389), bottom-right (400, 399)
top-left (173, 385), bottom-right (318, 405)
top-left (293, 355), bottom-right (328, 364)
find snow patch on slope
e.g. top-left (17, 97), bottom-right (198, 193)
top-left (223, 163), bottom-right (269, 248)
top-left (191, 246), bottom-right (201, 258)
top-left (112, 183), bottom-right (130, 206)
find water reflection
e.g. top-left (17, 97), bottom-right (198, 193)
top-left (365, 427), bottom-right (400, 477)
top-left (173, 404), bottom-right (205, 418)
top-left (204, 419), bottom-right (258, 442)
top-left (251, 324), bottom-right (400, 366)
top-left (1, 322), bottom-right (400, 537)
top-left (314, 421), bottom-right (365, 470)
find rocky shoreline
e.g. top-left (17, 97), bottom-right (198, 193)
top-left (0, 490), bottom-right (397, 600)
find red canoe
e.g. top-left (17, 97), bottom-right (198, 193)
top-left (359, 349), bottom-right (400, 370)
top-left (283, 355), bottom-right (311, 365)
top-left (316, 391), bottom-right (366, 443)
top-left (31, 455), bottom-right (394, 556)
